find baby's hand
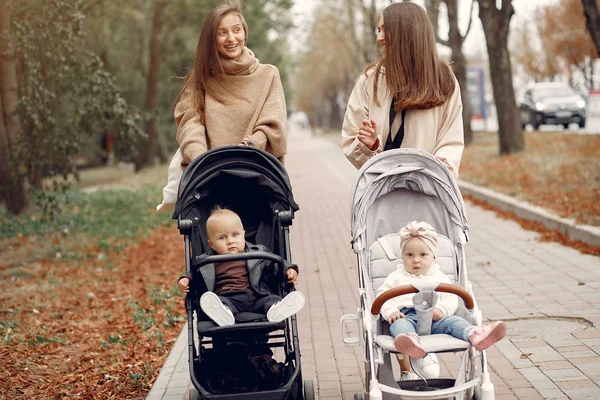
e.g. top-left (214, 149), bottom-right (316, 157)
top-left (432, 308), bottom-right (444, 321)
top-left (177, 277), bottom-right (190, 294)
top-left (286, 269), bottom-right (299, 284)
top-left (387, 311), bottom-right (406, 324)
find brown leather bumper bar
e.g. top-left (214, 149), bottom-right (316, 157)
top-left (370, 283), bottom-right (475, 316)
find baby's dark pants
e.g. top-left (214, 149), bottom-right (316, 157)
top-left (218, 289), bottom-right (281, 315)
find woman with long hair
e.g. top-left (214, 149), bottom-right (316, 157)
top-left (341, 2), bottom-right (464, 177)
top-left (157, 1), bottom-right (287, 211)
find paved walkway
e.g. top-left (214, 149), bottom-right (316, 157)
top-left (146, 126), bottom-right (600, 400)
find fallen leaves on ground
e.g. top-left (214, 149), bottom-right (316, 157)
top-left (0, 224), bottom-right (185, 399)
top-left (461, 132), bottom-right (600, 227)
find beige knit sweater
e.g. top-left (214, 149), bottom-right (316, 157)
top-left (175, 47), bottom-right (287, 166)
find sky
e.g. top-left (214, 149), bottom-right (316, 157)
top-left (289, 0), bottom-right (561, 56)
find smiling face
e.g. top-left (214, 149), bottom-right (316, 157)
top-left (206, 211), bottom-right (246, 254)
top-left (401, 237), bottom-right (434, 276)
top-left (216, 12), bottom-right (246, 60)
top-left (376, 15), bottom-right (386, 57)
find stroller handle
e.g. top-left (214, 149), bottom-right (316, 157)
top-left (194, 251), bottom-right (286, 269)
top-left (371, 283), bottom-right (474, 315)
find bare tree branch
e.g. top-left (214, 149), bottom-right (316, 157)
top-left (501, 0), bottom-right (514, 33)
top-left (463, 0), bottom-right (475, 39)
top-left (425, 0), bottom-right (449, 46)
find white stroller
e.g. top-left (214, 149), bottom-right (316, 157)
top-left (341, 149), bottom-right (496, 400)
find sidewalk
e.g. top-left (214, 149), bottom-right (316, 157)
top-left (147, 126), bottom-right (600, 400)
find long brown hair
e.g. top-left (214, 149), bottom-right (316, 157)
top-left (175, 2), bottom-right (248, 124)
top-left (367, 2), bottom-right (455, 111)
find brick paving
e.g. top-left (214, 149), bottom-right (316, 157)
top-left (146, 126), bottom-right (600, 400)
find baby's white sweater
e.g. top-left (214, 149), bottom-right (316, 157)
top-left (376, 263), bottom-right (458, 321)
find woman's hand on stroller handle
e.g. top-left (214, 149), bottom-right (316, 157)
top-left (371, 283), bottom-right (474, 316)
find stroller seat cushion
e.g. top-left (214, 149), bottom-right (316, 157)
top-left (375, 333), bottom-right (470, 354)
top-left (369, 232), bottom-right (456, 293)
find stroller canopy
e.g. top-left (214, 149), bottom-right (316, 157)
top-left (173, 146), bottom-right (299, 255)
top-left (350, 148), bottom-right (468, 250)
top-left (174, 146), bottom-right (298, 218)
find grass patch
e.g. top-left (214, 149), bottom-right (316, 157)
top-left (0, 186), bottom-right (171, 240)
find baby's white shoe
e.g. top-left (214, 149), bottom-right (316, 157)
top-left (411, 353), bottom-right (440, 379)
top-left (200, 292), bottom-right (235, 326)
top-left (266, 292), bottom-right (305, 322)
top-left (400, 371), bottom-right (420, 381)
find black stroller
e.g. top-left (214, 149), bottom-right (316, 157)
top-left (173, 146), bottom-right (315, 400)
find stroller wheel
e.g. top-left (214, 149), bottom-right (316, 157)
top-left (303, 379), bottom-right (315, 400)
top-left (188, 386), bottom-right (200, 400)
top-left (354, 393), bottom-right (364, 400)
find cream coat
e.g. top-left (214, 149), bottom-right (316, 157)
top-left (341, 68), bottom-right (464, 177)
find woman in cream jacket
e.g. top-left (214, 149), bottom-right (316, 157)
top-left (341, 2), bottom-right (464, 177)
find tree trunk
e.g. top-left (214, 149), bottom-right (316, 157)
top-left (361, 0), bottom-right (378, 65)
top-left (478, 0), bottom-right (524, 154)
top-left (136, 0), bottom-right (166, 171)
top-left (425, 0), bottom-right (441, 35)
top-left (326, 90), bottom-right (343, 130)
top-left (157, 141), bottom-right (168, 163)
top-left (346, 0), bottom-right (364, 72)
top-left (0, 0), bottom-right (27, 214)
top-left (445, 0), bottom-right (474, 145)
top-left (582, 0), bottom-right (600, 56)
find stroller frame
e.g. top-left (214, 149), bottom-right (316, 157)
top-left (174, 146), bottom-right (315, 400)
top-left (340, 149), bottom-right (496, 400)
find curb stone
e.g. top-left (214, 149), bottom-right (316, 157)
top-left (459, 180), bottom-right (600, 248)
top-left (145, 323), bottom-right (189, 400)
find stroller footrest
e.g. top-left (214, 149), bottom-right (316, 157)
top-left (198, 319), bottom-right (285, 336)
top-left (375, 334), bottom-right (470, 353)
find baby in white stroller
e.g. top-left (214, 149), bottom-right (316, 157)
top-left (377, 221), bottom-right (506, 381)
top-left (342, 148), bottom-right (508, 400)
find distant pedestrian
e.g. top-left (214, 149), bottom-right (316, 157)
top-left (341, 2), bottom-right (464, 177)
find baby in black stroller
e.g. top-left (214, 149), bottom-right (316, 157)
top-left (176, 207), bottom-right (305, 326)
top-left (173, 146), bottom-right (315, 400)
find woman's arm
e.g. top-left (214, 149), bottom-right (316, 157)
top-left (341, 73), bottom-right (382, 169)
top-left (245, 66), bottom-right (287, 159)
top-left (174, 88), bottom-right (208, 166)
top-left (432, 79), bottom-right (465, 178)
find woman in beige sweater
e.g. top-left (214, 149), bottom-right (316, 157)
top-left (341, 2), bottom-right (464, 178)
top-left (157, 3), bottom-right (287, 211)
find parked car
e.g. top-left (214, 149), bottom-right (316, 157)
top-left (519, 82), bottom-right (586, 129)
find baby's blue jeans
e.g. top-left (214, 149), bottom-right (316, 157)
top-left (389, 308), bottom-right (473, 342)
